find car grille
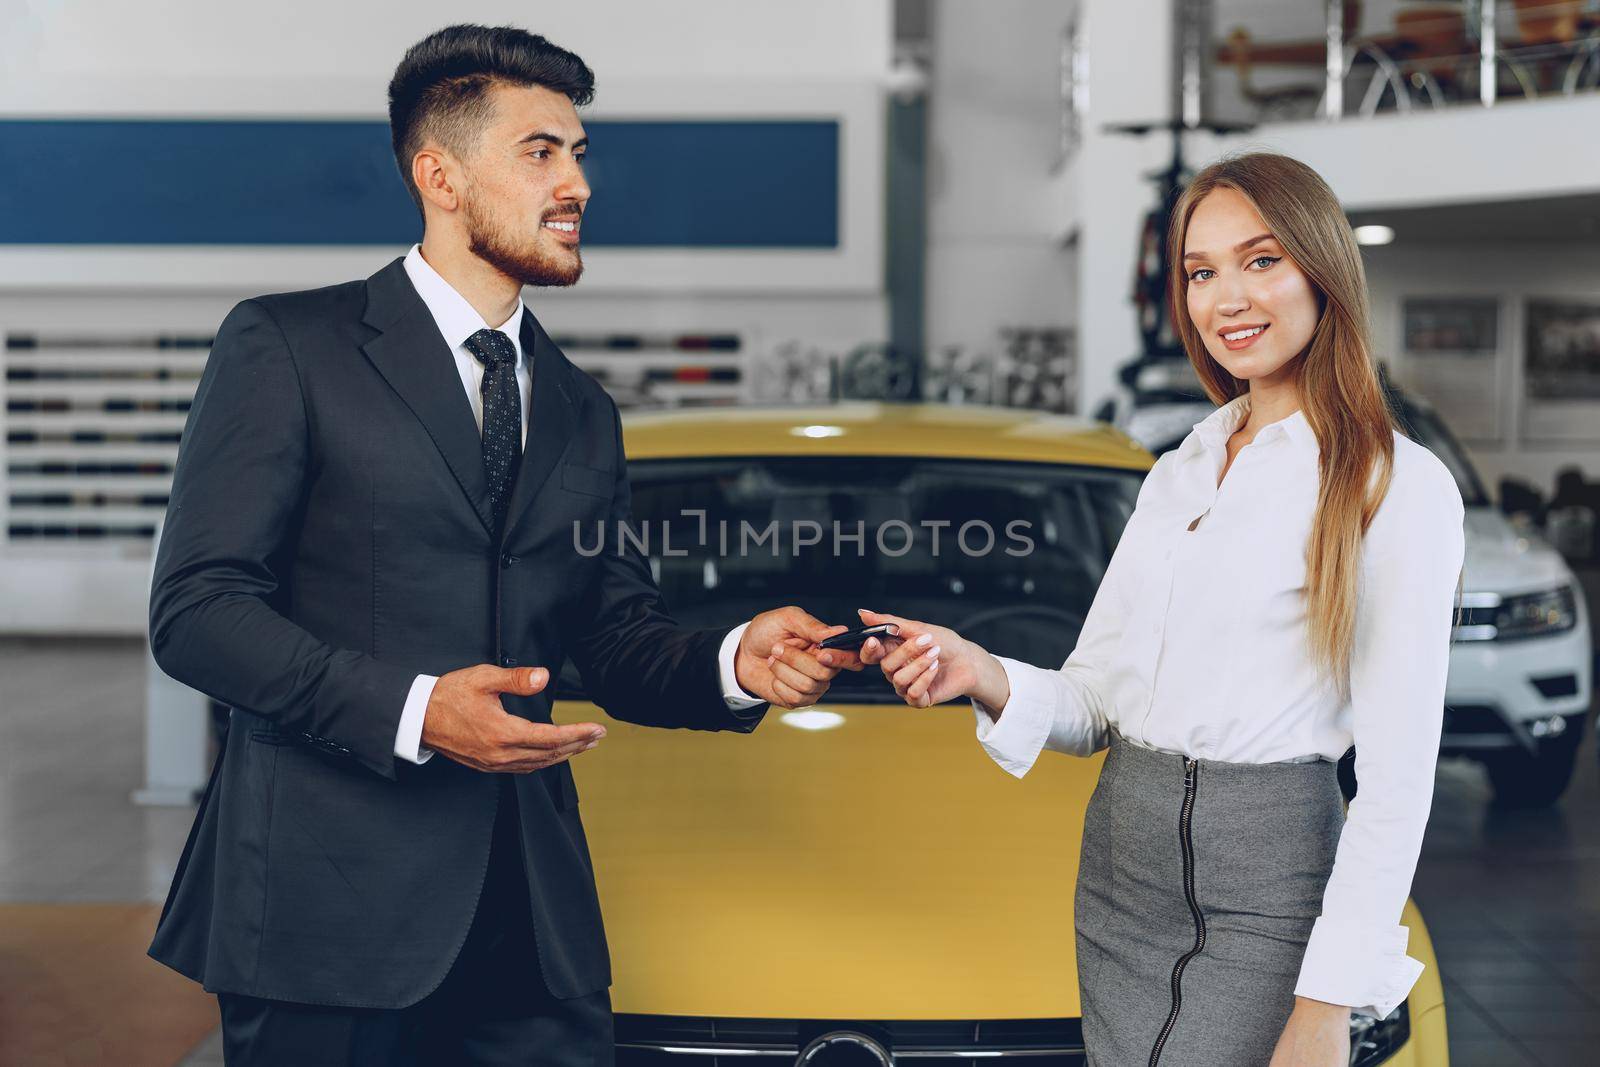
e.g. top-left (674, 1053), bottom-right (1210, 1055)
top-left (614, 1016), bottom-right (1087, 1066)
top-left (1442, 704), bottom-right (1507, 736)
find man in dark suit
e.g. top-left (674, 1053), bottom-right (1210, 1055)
top-left (147, 24), bottom-right (859, 1065)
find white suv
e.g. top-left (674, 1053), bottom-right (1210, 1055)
top-left (1107, 362), bottom-right (1593, 807)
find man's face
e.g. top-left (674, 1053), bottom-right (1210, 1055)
top-left (458, 82), bottom-right (590, 287)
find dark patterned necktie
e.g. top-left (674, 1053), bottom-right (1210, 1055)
top-left (464, 328), bottom-right (522, 531)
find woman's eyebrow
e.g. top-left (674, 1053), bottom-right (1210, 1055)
top-left (1183, 232), bottom-right (1275, 262)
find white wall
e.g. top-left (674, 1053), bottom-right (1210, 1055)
top-left (0, 0), bottom-right (895, 297)
top-left (1050, 0), bottom-right (1177, 416)
top-left (2, 0), bottom-right (893, 113)
top-left (1363, 240), bottom-right (1600, 495)
top-left (1195, 93), bottom-right (1600, 213)
top-left (921, 0), bottom-right (1180, 415)
top-left (923, 0), bottom-right (1080, 359)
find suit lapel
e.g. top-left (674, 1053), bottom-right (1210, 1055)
top-left (501, 309), bottom-right (580, 543)
top-left (359, 258), bottom-right (496, 536)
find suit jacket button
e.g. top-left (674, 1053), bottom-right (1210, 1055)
top-left (501, 656), bottom-right (518, 668)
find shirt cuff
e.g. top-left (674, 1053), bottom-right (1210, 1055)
top-left (718, 622), bottom-right (765, 709)
top-left (395, 674), bottom-right (438, 765)
top-left (1294, 915), bottom-right (1424, 1018)
top-left (971, 656), bottom-right (1053, 779)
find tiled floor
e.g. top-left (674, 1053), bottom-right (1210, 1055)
top-left (177, 1024), bottom-right (223, 1066)
top-left (0, 637), bottom-right (219, 1067)
top-left (0, 902), bottom-right (218, 1067)
top-left (1412, 714), bottom-right (1600, 1067)
top-left (3, 635), bottom-right (1598, 1066)
top-left (0, 638), bottom-right (198, 906)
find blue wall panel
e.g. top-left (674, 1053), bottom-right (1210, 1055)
top-left (0, 119), bottom-right (838, 248)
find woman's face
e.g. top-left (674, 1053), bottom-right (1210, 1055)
top-left (1182, 187), bottom-right (1320, 386)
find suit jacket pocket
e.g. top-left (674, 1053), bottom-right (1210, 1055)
top-left (249, 729), bottom-right (296, 747)
top-left (561, 462), bottom-right (613, 499)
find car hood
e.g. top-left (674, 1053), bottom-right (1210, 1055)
top-left (555, 699), bottom-right (1098, 1020)
top-left (1463, 507), bottom-right (1574, 594)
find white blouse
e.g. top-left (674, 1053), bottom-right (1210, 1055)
top-left (973, 393), bottom-right (1466, 1019)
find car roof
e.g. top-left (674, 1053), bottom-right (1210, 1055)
top-left (620, 402), bottom-right (1154, 470)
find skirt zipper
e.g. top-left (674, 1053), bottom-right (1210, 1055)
top-left (1149, 757), bottom-right (1206, 1067)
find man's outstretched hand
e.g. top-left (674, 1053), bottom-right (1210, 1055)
top-left (422, 664), bottom-right (606, 773)
top-left (735, 606), bottom-right (864, 708)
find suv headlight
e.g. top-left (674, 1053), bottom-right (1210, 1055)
top-left (1493, 586), bottom-right (1578, 641)
top-left (1454, 586), bottom-right (1578, 642)
top-left (1349, 1003), bottom-right (1409, 1066)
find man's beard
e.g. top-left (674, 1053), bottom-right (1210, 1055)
top-left (464, 197), bottom-right (583, 288)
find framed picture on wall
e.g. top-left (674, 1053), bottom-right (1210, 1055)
top-left (1398, 298), bottom-right (1503, 445)
top-left (1522, 300), bottom-right (1600, 446)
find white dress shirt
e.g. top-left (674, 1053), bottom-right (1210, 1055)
top-left (973, 393), bottom-right (1465, 1018)
top-left (393, 245), bottom-right (762, 764)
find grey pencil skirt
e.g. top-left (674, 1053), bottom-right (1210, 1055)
top-left (1074, 732), bottom-right (1345, 1067)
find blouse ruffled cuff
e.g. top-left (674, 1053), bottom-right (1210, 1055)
top-left (971, 656), bottom-right (1053, 778)
top-left (1294, 915), bottom-right (1425, 1019)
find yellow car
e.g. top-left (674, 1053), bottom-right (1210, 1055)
top-left (553, 403), bottom-right (1449, 1067)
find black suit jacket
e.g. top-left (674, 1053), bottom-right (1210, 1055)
top-left (147, 256), bottom-right (767, 1007)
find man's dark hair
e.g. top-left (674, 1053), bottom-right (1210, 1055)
top-left (388, 24), bottom-right (595, 215)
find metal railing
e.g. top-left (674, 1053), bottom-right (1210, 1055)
top-left (1221, 0), bottom-right (1600, 123)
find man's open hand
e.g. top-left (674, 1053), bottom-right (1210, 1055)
top-left (422, 664), bottom-right (605, 773)
top-left (735, 606), bottom-right (863, 709)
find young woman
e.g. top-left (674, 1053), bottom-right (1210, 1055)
top-left (856, 152), bottom-right (1465, 1066)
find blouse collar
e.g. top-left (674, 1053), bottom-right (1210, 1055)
top-left (1189, 393), bottom-right (1318, 457)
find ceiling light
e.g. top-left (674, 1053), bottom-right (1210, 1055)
top-left (792, 425), bottom-right (845, 439)
top-left (1353, 224), bottom-right (1395, 246)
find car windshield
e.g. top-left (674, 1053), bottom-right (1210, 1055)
top-left (1391, 400), bottom-right (1491, 507)
top-left (556, 456), bottom-right (1144, 704)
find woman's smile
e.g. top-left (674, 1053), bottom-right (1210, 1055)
top-left (1219, 322), bottom-right (1270, 350)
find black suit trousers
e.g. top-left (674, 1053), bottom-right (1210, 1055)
top-left (216, 777), bottom-right (614, 1067)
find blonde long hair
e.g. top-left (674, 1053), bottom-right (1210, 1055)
top-left (1167, 152), bottom-right (1396, 693)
